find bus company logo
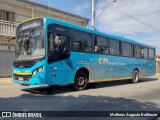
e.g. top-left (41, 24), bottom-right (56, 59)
top-left (99, 58), bottom-right (108, 64)
top-left (98, 58), bottom-right (126, 65)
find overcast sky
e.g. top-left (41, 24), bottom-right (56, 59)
top-left (36, 0), bottom-right (160, 53)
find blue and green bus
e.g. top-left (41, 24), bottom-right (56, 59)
top-left (11, 17), bottom-right (156, 90)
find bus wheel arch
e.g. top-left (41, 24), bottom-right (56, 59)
top-left (77, 68), bottom-right (89, 81)
top-left (72, 68), bottom-right (89, 91)
top-left (134, 68), bottom-right (139, 72)
top-left (132, 68), bottom-right (139, 83)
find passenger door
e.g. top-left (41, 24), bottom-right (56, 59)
top-left (48, 24), bottom-right (72, 84)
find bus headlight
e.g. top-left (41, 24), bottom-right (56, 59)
top-left (38, 66), bottom-right (43, 73)
top-left (32, 70), bottom-right (38, 76)
top-left (32, 66), bottom-right (44, 77)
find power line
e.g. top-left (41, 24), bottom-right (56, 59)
top-left (96, 2), bottom-right (160, 32)
top-left (99, 5), bottom-right (140, 30)
top-left (96, 15), bottom-right (124, 36)
top-left (110, 4), bottom-right (160, 31)
top-left (95, 0), bottom-right (116, 22)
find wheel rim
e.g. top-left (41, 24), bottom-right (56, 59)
top-left (133, 71), bottom-right (138, 82)
top-left (76, 76), bottom-right (85, 87)
top-left (74, 71), bottom-right (88, 90)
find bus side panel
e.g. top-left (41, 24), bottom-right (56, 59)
top-left (47, 52), bottom-right (156, 85)
top-left (148, 59), bottom-right (156, 76)
top-left (70, 52), bottom-right (135, 82)
top-left (69, 52), bottom-right (95, 82)
top-left (139, 59), bottom-right (149, 76)
top-left (48, 58), bottom-right (74, 85)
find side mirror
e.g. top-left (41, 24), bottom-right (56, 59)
top-left (8, 37), bottom-right (15, 51)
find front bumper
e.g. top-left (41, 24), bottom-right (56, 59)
top-left (12, 72), bottom-right (46, 85)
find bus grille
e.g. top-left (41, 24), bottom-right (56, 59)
top-left (14, 74), bottom-right (31, 82)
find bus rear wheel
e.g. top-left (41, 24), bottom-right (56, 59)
top-left (73, 71), bottom-right (88, 91)
top-left (132, 70), bottom-right (139, 83)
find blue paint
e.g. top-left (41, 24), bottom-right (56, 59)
top-left (12, 17), bottom-right (156, 85)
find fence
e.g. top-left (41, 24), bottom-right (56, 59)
top-left (0, 20), bottom-right (19, 38)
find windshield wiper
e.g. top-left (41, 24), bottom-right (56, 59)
top-left (19, 35), bottom-right (24, 55)
top-left (24, 29), bottom-right (35, 52)
top-left (28, 28), bottom-right (35, 40)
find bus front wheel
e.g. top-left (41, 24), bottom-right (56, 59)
top-left (132, 70), bottom-right (139, 83)
top-left (73, 71), bottom-right (88, 91)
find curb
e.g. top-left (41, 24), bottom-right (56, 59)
top-left (0, 82), bottom-right (15, 85)
top-left (0, 78), bottom-right (14, 85)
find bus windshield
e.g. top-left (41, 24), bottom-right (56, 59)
top-left (15, 28), bottom-right (45, 60)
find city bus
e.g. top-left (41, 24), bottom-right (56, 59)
top-left (11, 17), bottom-right (156, 90)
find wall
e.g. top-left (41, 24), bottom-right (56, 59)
top-left (156, 57), bottom-right (160, 73)
top-left (0, 50), bottom-right (14, 77)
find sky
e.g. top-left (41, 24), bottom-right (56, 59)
top-left (35, 0), bottom-right (160, 53)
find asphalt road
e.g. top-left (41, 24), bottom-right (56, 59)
top-left (0, 74), bottom-right (160, 120)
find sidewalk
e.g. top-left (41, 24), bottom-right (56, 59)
top-left (0, 78), bottom-right (14, 85)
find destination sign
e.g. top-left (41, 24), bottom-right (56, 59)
top-left (17, 18), bottom-right (42, 31)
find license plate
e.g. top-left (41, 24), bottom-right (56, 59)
top-left (18, 77), bottom-right (23, 81)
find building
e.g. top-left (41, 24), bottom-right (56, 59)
top-left (156, 54), bottom-right (160, 73)
top-left (0, 0), bottom-right (89, 77)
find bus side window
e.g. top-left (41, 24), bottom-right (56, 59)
top-left (73, 42), bottom-right (80, 51)
top-left (48, 33), bottom-right (70, 54)
top-left (110, 39), bottom-right (120, 56)
top-left (49, 32), bottom-right (55, 51)
top-left (142, 47), bottom-right (149, 59)
top-left (73, 31), bottom-right (92, 52)
top-left (149, 48), bottom-right (155, 59)
top-left (133, 45), bottom-right (141, 58)
top-left (59, 35), bottom-right (70, 53)
top-left (122, 42), bottom-right (132, 57)
top-left (94, 36), bottom-right (108, 54)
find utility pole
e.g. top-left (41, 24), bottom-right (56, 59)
top-left (48, 0), bottom-right (51, 12)
top-left (92, 0), bottom-right (95, 30)
top-left (32, 6), bottom-right (34, 18)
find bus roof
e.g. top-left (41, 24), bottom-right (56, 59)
top-left (45, 17), bottom-right (155, 49)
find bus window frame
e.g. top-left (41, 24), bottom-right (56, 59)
top-left (47, 23), bottom-right (156, 61)
top-left (72, 29), bottom-right (93, 53)
top-left (141, 46), bottom-right (149, 59)
top-left (121, 42), bottom-right (132, 58)
top-left (148, 48), bottom-right (155, 60)
top-left (109, 38), bottom-right (121, 56)
top-left (133, 45), bottom-right (142, 59)
top-left (47, 24), bottom-right (71, 63)
top-left (93, 35), bottom-right (109, 55)
top-left (48, 24), bottom-right (71, 51)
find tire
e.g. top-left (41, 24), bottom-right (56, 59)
top-left (73, 71), bottom-right (88, 91)
top-left (132, 70), bottom-right (139, 83)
